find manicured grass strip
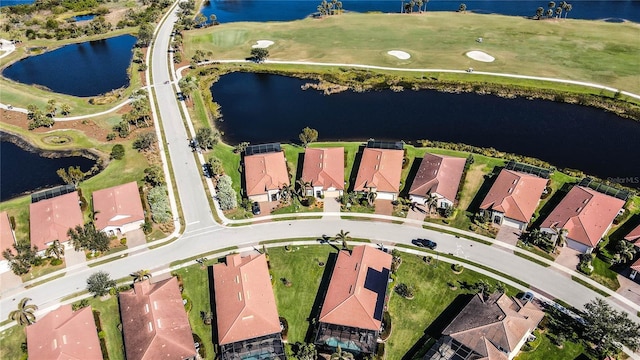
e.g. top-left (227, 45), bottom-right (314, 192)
top-left (24, 273), bottom-right (65, 289)
top-left (422, 224), bottom-right (493, 246)
top-left (169, 246), bottom-right (238, 267)
top-left (396, 244), bottom-right (530, 288)
top-left (571, 276), bottom-right (610, 298)
top-left (88, 253), bottom-right (129, 268)
top-left (514, 251), bottom-right (551, 268)
top-left (516, 241), bottom-right (556, 261)
top-left (272, 216), bottom-right (323, 221)
top-left (589, 257), bottom-right (620, 291)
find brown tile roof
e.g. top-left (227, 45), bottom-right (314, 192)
top-left (301, 147), bottom-right (345, 191)
top-left (354, 148), bottom-right (404, 194)
top-left (244, 152), bottom-right (290, 196)
top-left (631, 258), bottom-right (640, 272)
top-left (119, 277), bottom-right (196, 360)
top-left (213, 254), bottom-right (281, 345)
top-left (29, 192), bottom-right (84, 250)
top-left (540, 186), bottom-right (625, 248)
top-left (319, 245), bottom-right (392, 331)
top-left (26, 304), bottom-right (103, 360)
top-left (408, 153), bottom-right (466, 202)
top-left (92, 182), bottom-right (145, 231)
top-left (625, 224), bottom-right (640, 247)
top-left (0, 211), bottom-right (16, 254)
top-left (444, 293), bottom-right (544, 359)
top-left (479, 170), bottom-right (547, 223)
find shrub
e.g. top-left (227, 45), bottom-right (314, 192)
top-left (452, 264), bottom-right (464, 273)
top-left (72, 298), bottom-right (90, 311)
top-left (147, 186), bottom-right (172, 223)
top-left (106, 132), bottom-right (116, 141)
top-left (50, 258), bottom-right (63, 266)
top-left (394, 283), bottom-right (414, 299)
top-left (132, 132), bottom-right (157, 151)
top-left (110, 144), bottom-right (125, 160)
top-left (182, 294), bottom-right (192, 312)
top-left (216, 175), bottom-right (237, 210)
top-left (9, 216), bottom-right (16, 230)
top-left (120, 238), bottom-right (127, 245)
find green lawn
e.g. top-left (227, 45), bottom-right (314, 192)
top-left (184, 12), bottom-right (640, 94)
top-left (0, 325), bottom-right (27, 360)
top-left (589, 256), bottom-right (620, 291)
top-left (516, 331), bottom-right (587, 360)
top-left (86, 296), bottom-right (125, 360)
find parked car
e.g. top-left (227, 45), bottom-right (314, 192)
top-left (411, 238), bottom-right (437, 250)
top-left (251, 202), bottom-right (261, 215)
top-left (519, 291), bottom-right (534, 303)
top-left (202, 164), bottom-right (211, 178)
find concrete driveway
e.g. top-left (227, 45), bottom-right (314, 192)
top-left (555, 246), bottom-right (581, 274)
top-left (125, 229), bottom-right (147, 249)
top-left (494, 227), bottom-right (521, 253)
top-left (64, 247), bottom-right (87, 269)
top-left (406, 207), bottom-right (427, 222)
top-left (323, 197), bottom-right (341, 215)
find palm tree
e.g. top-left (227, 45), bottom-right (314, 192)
top-left (60, 103), bottom-right (71, 116)
top-left (474, 279), bottom-right (491, 299)
top-left (366, 190), bottom-right (377, 206)
top-left (335, 230), bottom-right (350, 250)
top-left (615, 240), bottom-right (637, 264)
top-left (564, 3), bottom-right (572, 18)
top-left (555, 6), bottom-right (563, 18)
top-left (45, 240), bottom-right (64, 260)
top-left (330, 346), bottom-right (355, 360)
top-left (279, 184), bottom-right (295, 203)
top-left (545, 8), bottom-right (553, 18)
top-left (131, 269), bottom-right (152, 283)
top-left (296, 179), bottom-right (312, 199)
top-left (548, 1), bottom-right (555, 11)
top-left (8, 297), bottom-right (38, 326)
top-left (458, 3), bottom-right (467, 13)
top-left (535, 6), bottom-right (544, 19)
top-left (46, 99), bottom-right (57, 117)
top-left (425, 193), bottom-right (438, 216)
top-left (554, 228), bottom-right (568, 251)
top-left (209, 14), bottom-right (217, 25)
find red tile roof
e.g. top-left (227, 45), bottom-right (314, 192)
top-left (29, 192), bottom-right (84, 250)
top-left (479, 170), bottom-right (547, 223)
top-left (444, 293), bottom-right (544, 359)
top-left (301, 148), bottom-right (345, 191)
top-left (119, 277), bottom-right (196, 360)
top-left (213, 254), bottom-right (281, 345)
top-left (92, 182), bottom-right (145, 231)
top-left (409, 153), bottom-right (466, 202)
top-left (244, 152), bottom-right (290, 196)
top-left (319, 245), bottom-right (392, 331)
top-left (26, 304), bottom-right (103, 360)
top-left (631, 258), bottom-right (640, 272)
top-left (354, 148), bottom-right (404, 194)
top-left (0, 211), bottom-right (16, 254)
top-left (625, 224), bottom-right (640, 247)
top-left (540, 186), bottom-right (625, 248)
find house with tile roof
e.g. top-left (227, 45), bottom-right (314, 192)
top-left (244, 148), bottom-right (290, 203)
top-left (540, 186), bottom-right (625, 254)
top-left (93, 182), bottom-right (145, 235)
top-left (119, 277), bottom-right (196, 360)
top-left (409, 153), bottom-right (466, 209)
top-left (26, 304), bottom-right (103, 360)
top-left (212, 253), bottom-right (285, 360)
top-left (301, 147), bottom-right (345, 198)
top-left (424, 293), bottom-right (544, 360)
top-left (629, 258), bottom-right (640, 280)
top-left (353, 147), bottom-right (404, 201)
top-left (315, 245), bottom-right (392, 355)
top-left (479, 169), bottom-right (548, 230)
top-left (29, 192), bottom-right (83, 251)
top-left (625, 224), bottom-right (640, 247)
top-left (1, 211), bottom-right (16, 254)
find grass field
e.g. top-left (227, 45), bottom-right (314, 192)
top-left (184, 12), bottom-right (640, 93)
top-left (0, 325), bottom-right (27, 360)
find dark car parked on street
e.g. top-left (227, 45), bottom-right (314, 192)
top-left (411, 238), bottom-right (437, 250)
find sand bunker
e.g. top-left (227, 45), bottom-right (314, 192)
top-left (252, 40), bottom-right (274, 49)
top-left (387, 50), bottom-right (411, 60)
top-left (466, 50), bottom-right (495, 62)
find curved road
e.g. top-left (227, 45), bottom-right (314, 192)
top-left (1, 4), bottom-right (639, 358)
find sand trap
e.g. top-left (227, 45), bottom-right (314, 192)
top-left (387, 50), bottom-right (411, 60)
top-left (252, 40), bottom-right (274, 49)
top-left (466, 50), bottom-right (495, 62)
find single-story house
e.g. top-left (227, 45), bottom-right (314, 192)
top-left (409, 153), bottom-right (466, 209)
top-left (424, 293), bottom-right (544, 360)
top-left (212, 254), bottom-right (285, 360)
top-left (244, 146), bottom-right (290, 203)
top-left (26, 304), bottom-right (103, 360)
top-left (353, 146), bottom-right (404, 201)
top-left (301, 147), bottom-right (345, 198)
top-left (630, 258), bottom-right (640, 280)
top-left (1, 211), bottom-right (16, 253)
top-left (29, 192), bottom-right (84, 251)
top-left (540, 186), bottom-right (625, 254)
top-left (479, 169), bottom-right (548, 230)
top-left (625, 224), bottom-right (640, 248)
top-left (315, 245), bottom-right (392, 355)
top-left (119, 277), bottom-right (196, 360)
top-left (93, 181), bottom-right (145, 235)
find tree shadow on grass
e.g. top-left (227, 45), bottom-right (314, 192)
top-left (400, 157), bottom-right (423, 198)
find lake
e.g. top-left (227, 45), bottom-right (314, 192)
top-left (211, 72), bottom-right (640, 184)
top-left (0, 140), bottom-right (97, 201)
top-left (2, 34), bottom-right (136, 97)
top-left (200, 0), bottom-right (640, 23)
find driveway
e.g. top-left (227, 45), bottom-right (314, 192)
top-left (374, 200), bottom-right (394, 216)
top-left (125, 229), bottom-right (147, 249)
top-left (323, 197), bottom-right (341, 216)
top-left (406, 207), bottom-right (427, 222)
top-left (555, 246), bottom-right (581, 275)
top-left (494, 226), bottom-right (521, 252)
top-left (616, 268), bottom-right (640, 305)
top-left (0, 271), bottom-right (23, 298)
top-left (64, 247), bottom-right (87, 269)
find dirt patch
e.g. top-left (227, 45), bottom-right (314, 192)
top-left (458, 164), bottom-right (485, 209)
top-left (104, 8), bottom-right (128, 26)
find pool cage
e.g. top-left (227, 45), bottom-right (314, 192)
top-left (314, 322), bottom-right (378, 354)
top-left (219, 333), bottom-right (286, 360)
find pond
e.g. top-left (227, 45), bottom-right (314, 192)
top-left (2, 34), bottom-right (136, 97)
top-left (0, 140), bottom-right (97, 201)
top-left (73, 14), bottom-right (96, 22)
top-left (211, 72), bottom-right (640, 184)
top-left (200, 0), bottom-right (640, 23)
